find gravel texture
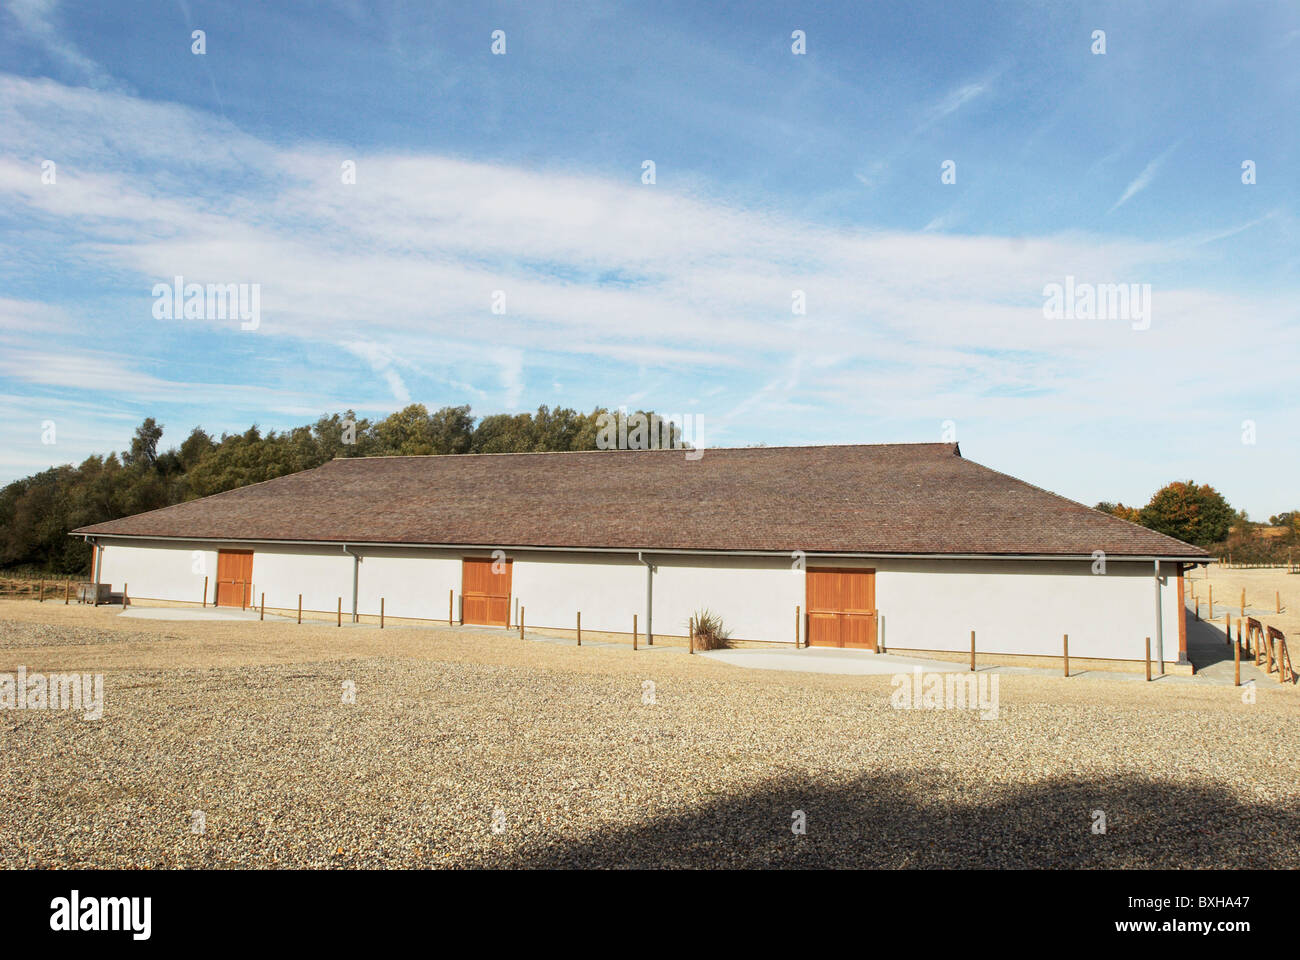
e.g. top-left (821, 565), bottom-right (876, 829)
top-left (0, 599), bottom-right (1296, 869)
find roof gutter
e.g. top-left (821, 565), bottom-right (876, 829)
top-left (70, 533), bottom-right (1209, 564)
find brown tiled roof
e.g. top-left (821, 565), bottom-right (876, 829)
top-left (71, 443), bottom-right (1207, 558)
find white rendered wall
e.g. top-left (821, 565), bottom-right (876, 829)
top-left (510, 551), bottom-right (802, 642)
top-left (96, 540), bottom-right (216, 604)
top-left (866, 558), bottom-right (1182, 663)
top-left (93, 540), bottom-right (1183, 660)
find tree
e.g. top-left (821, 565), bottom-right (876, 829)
top-left (1138, 481), bottom-right (1233, 547)
top-left (123, 418), bottom-right (164, 468)
top-left (1093, 501), bottom-right (1142, 524)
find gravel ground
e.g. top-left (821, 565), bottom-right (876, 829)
top-left (0, 599), bottom-right (1296, 869)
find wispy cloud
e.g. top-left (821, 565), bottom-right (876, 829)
top-left (3, 0), bottom-right (121, 90)
top-left (1109, 141), bottom-right (1181, 214)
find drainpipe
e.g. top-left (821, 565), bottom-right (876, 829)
top-left (637, 551), bottom-right (655, 644)
top-left (86, 536), bottom-right (100, 598)
top-left (342, 544), bottom-right (360, 623)
top-left (1154, 559), bottom-right (1164, 675)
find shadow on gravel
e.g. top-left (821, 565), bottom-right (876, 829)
top-left (475, 770), bottom-right (1300, 869)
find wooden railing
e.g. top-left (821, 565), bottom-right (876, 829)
top-left (1244, 617), bottom-right (1294, 683)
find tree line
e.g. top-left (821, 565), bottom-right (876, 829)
top-left (1095, 481), bottom-right (1299, 562)
top-left (0, 404), bottom-right (666, 576)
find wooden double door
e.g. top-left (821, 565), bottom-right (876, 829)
top-left (216, 549), bottom-right (254, 607)
top-left (461, 557), bottom-right (512, 627)
top-left (806, 568), bottom-right (877, 650)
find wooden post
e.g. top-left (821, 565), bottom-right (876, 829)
top-left (795, 605), bottom-right (801, 648)
top-left (1234, 631), bottom-right (1241, 686)
top-left (576, 611), bottom-right (581, 646)
top-left (64, 579), bottom-right (70, 605)
top-left (519, 606), bottom-right (525, 640)
top-left (38, 580), bottom-right (44, 602)
top-left (1145, 637), bottom-right (1151, 681)
top-left (337, 597), bottom-right (342, 627)
top-left (633, 613), bottom-right (638, 651)
top-left (1194, 600), bottom-right (1199, 621)
top-left (969, 630), bottom-right (975, 672)
top-left (1063, 634), bottom-right (1069, 677)
top-left (297, 594), bottom-right (302, 625)
top-left (260, 592), bottom-right (265, 621)
top-left (122, 583), bottom-right (128, 609)
top-left (1266, 630), bottom-right (1274, 674)
top-left (241, 582), bottom-right (247, 611)
top-left (1277, 590), bottom-right (1281, 614)
top-left (203, 576), bottom-right (208, 608)
top-left (689, 615), bottom-right (695, 655)
top-left (1241, 587), bottom-right (1246, 616)
top-left (449, 589), bottom-right (453, 625)
top-left (380, 597), bottom-right (385, 629)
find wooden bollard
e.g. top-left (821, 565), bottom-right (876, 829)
top-left (633, 613), bottom-right (637, 651)
top-left (122, 583), bottom-right (128, 609)
top-left (689, 616), bottom-right (695, 655)
top-left (970, 630), bottom-right (975, 672)
top-left (448, 589), bottom-right (453, 625)
top-left (297, 594), bottom-right (302, 624)
top-left (203, 575), bottom-right (208, 608)
top-left (1145, 637), bottom-right (1151, 681)
top-left (260, 592), bottom-right (265, 621)
top-left (38, 579), bottom-right (44, 602)
top-left (337, 597), bottom-right (342, 627)
top-left (795, 605), bottom-right (801, 648)
top-left (1234, 630), bottom-right (1241, 686)
top-left (1241, 588), bottom-right (1246, 616)
top-left (1266, 630), bottom-right (1274, 674)
top-left (64, 579), bottom-right (70, 605)
top-left (1063, 633), bottom-right (1069, 677)
top-left (380, 597), bottom-right (385, 629)
top-left (1277, 590), bottom-right (1281, 614)
top-left (519, 606), bottom-right (525, 640)
top-left (576, 611), bottom-right (581, 646)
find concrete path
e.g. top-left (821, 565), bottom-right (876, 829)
top-left (699, 647), bottom-right (977, 676)
top-left (120, 607), bottom-right (295, 623)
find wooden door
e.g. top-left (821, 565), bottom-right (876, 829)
top-left (216, 550), bottom-right (254, 608)
top-left (461, 557), bottom-right (512, 627)
top-left (807, 568), bottom-right (876, 650)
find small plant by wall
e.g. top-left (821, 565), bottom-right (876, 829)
top-left (690, 609), bottom-right (731, 650)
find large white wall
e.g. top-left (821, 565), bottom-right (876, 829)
top-left (869, 557), bottom-right (1182, 663)
top-left (97, 540), bottom-right (215, 605)
top-left (511, 551), bottom-right (802, 641)
top-left (93, 539), bottom-right (1184, 661)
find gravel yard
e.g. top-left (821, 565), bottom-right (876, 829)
top-left (1, 599), bottom-right (1297, 869)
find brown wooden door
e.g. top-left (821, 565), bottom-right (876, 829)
top-left (461, 557), bottom-right (512, 626)
top-left (216, 550), bottom-right (254, 608)
top-left (807, 568), bottom-right (876, 650)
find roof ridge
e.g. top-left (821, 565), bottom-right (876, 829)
top-left (330, 441), bottom-right (959, 461)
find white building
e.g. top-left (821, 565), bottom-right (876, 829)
top-left (74, 443), bottom-right (1206, 667)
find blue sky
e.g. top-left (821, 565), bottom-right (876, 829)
top-left (0, 0), bottom-right (1297, 516)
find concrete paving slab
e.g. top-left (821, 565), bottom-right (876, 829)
top-left (119, 607), bottom-right (294, 622)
